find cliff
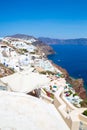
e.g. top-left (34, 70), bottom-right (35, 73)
top-left (67, 77), bottom-right (86, 99)
top-left (3, 34), bottom-right (86, 99)
top-left (52, 62), bottom-right (87, 99)
top-left (32, 40), bottom-right (55, 55)
top-left (6, 34), bottom-right (55, 55)
top-left (39, 37), bottom-right (87, 45)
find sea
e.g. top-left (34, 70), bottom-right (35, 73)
top-left (48, 44), bottom-right (87, 91)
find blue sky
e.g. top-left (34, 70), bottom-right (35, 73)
top-left (0, 0), bottom-right (87, 38)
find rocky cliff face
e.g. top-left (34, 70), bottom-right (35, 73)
top-left (39, 37), bottom-right (87, 45)
top-left (67, 77), bottom-right (86, 99)
top-left (33, 40), bottom-right (55, 55)
top-left (52, 62), bottom-right (87, 99)
top-left (6, 34), bottom-right (55, 56)
top-left (51, 62), bottom-right (69, 79)
top-left (2, 34), bottom-right (86, 99)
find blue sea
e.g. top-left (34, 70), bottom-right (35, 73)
top-left (48, 44), bottom-right (87, 90)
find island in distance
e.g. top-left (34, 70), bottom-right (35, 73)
top-left (39, 37), bottom-right (87, 45)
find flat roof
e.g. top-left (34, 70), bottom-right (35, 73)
top-left (0, 91), bottom-right (70, 130)
top-left (1, 71), bottom-right (50, 93)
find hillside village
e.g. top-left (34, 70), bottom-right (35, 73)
top-left (0, 34), bottom-right (87, 130)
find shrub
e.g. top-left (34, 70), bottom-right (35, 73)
top-left (73, 93), bottom-right (78, 97)
top-left (18, 49), bottom-right (28, 54)
top-left (39, 71), bottom-right (46, 75)
top-left (46, 70), bottom-right (55, 75)
top-left (39, 70), bottom-right (55, 75)
top-left (82, 110), bottom-right (87, 116)
top-left (80, 99), bottom-right (87, 107)
top-left (68, 90), bottom-right (73, 95)
top-left (30, 52), bottom-right (35, 54)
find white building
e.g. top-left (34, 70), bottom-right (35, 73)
top-left (0, 91), bottom-right (70, 130)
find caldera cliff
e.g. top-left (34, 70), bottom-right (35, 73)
top-left (51, 62), bottom-right (87, 99)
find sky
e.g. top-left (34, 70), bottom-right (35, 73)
top-left (0, 0), bottom-right (87, 39)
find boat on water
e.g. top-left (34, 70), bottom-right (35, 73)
top-left (58, 59), bottom-right (61, 62)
